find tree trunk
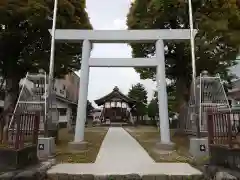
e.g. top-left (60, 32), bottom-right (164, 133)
top-left (0, 77), bottom-right (20, 141)
top-left (175, 77), bottom-right (189, 113)
top-left (4, 77), bottom-right (21, 112)
top-left (175, 78), bottom-right (189, 130)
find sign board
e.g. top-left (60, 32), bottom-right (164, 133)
top-left (200, 144), bottom-right (206, 152)
top-left (38, 144), bottom-right (44, 150)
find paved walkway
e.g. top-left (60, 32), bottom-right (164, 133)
top-left (48, 127), bottom-right (202, 176)
top-left (95, 127), bottom-right (154, 165)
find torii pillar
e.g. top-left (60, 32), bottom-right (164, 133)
top-left (156, 39), bottom-right (171, 145)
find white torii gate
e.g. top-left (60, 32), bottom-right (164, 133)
top-left (50, 29), bottom-right (197, 149)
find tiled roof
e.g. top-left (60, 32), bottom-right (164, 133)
top-left (94, 86), bottom-right (136, 106)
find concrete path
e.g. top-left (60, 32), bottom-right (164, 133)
top-left (95, 127), bottom-right (154, 165)
top-left (48, 127), bottom-right (202, 176)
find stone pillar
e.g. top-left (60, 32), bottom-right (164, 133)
top-left (156, 40), bottom-right (173, 149)
top-left (73, 40), bottom-right (91, 143)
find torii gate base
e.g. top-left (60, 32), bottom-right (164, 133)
top-left (50, 29), bottom-right (196, 151)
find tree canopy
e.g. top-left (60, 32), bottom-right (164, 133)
top-left (0, 0), bottom-right (92, 109)
top-left (128, 83), bottom-right (148, 116)
top-left (127, 0), bottom-right (240, 111)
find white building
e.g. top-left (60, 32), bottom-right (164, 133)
top-left (53, 72), bottom-right (80, 127)
top-left (0, 71), bottom-right (80, 128)
top-left (228, 79), bottom-right (240, 106)
top-left (228, 57), bottom-right (240, 106)
top-left (230, 57), bottom-right (240, 79)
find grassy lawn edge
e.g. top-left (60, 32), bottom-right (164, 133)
top-left (124, 126), bottom-right (209, 166)
top-left (56, 127), bottom-right (108, 163)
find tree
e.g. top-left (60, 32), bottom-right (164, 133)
top-left (127, 0), bottom-right (240, 112)
top-left (0, 0), bottom-right (92, 111)
top-left (167, 83), bottom-right (177, 113)
top-left (128, 83), bottom-right (148, 118)
top-left (87, 100), bottom-right (94, 116)
top-left (147, 98), bottom-right (158, 120)
top-left (148, 83), bottom-right (176, 119)
top-left (85, 100), bottom-right (94, 125)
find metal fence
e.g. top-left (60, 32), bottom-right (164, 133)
top-left (0, 112), bottom-right (40, 150)
top-left (179, 104), bottom-right (230, 136)
top-left (181, 72), bottom-right (231, 136)
top-left (207, 110), bottom-right (240, 170)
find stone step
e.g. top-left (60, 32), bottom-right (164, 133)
top-left (110, 123), bottom-right (126, 127)
top-left (100, 123), bottom-right (130, 127)
top-left (0, 160), bottom-right (55, 180)
top-left (47, 173), bottom-right (204, 180)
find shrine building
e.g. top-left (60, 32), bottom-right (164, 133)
top-left (94, 86), bottom-right (136, 125)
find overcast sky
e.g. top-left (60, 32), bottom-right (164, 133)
top-left (83, 0), bottom-right (156, 107)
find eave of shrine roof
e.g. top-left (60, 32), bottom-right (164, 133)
top-left (94, 86), bottom-right (136, 106)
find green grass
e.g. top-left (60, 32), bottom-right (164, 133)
top-left (125, 126), bottom-right (196, 163)
top-left (56, 127), bottom-right (108, 163)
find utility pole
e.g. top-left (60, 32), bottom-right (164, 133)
top-left (188, 0), bottom-right (200, 137)
top-left (46, 0), bottom-right (58, 137)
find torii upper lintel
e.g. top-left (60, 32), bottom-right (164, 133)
top-left (49, 29), bottom-right (197, 43)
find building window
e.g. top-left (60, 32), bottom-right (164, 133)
top-left (122, 102), bottom-right (126, 108)
top-left (60, 89), bottom-right (65, 94)
top-left (117, 102), bottom-right (121, 107)
top-left (58, 108), bottom-right (67, 116)
top-left (105, 102), bottom-right (110, 108)
top-left (111, 102), bottom-right (115, 107)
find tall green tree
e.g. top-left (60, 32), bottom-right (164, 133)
top-left (149, 83), bottom-right (177, 118)
top-left (128, 83), bottom-right (148, 117)
top-left (127, 0), bottom-right (240, 111)
top-left (147, 98), bottom-right (158, 120)
top-left (87, 100), bottom-right (94, 116)
top-left (0, 0), bottom-right (92, 111)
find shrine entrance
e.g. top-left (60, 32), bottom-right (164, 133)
top-left (50, 29), bottom-right (197, 147)
top-left (94, 86), bottom-right (136, 125)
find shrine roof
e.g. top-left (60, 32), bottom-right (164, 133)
top-left (94, 86), bottom-right (136, 106)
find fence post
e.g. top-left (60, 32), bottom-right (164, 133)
top-left (33, 112), bottom-right (40, 145)
top-left (15, 114), bottom-right (21, 149)
top-left (19, 114), bottom-right (24, 148)
top-left (227, 112), bottom-right (232, 148)
top-left (207, 110), bottom-right (214, 145)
